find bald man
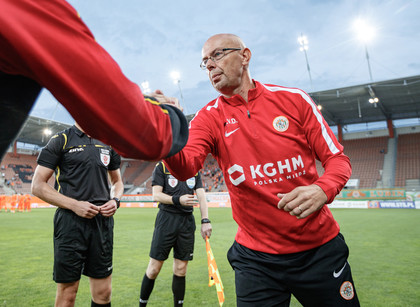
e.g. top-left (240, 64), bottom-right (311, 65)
top-left (164, 34), bottom-right (360, 306)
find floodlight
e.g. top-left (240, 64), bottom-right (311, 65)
top-left (353, 19), bottom-right (375, 81)
top-left (170, 70), bottom-right (185, 107)
top-left (353, 19), bottom-right (375, 43)
top-left (170, 71), bottom-right (181, 84)
top-left (297, 34), bottom-right (313, 90)
top-left (298, 35), bottom-right (308, 47)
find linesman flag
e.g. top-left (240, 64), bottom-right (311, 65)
top-left (206, 236), bottom-right (225, 306)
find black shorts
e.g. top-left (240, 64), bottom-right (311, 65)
top-left (149, 209), bottom-right (196, 261)
top-left (227, 233), bottom-right (360, 307)
top-left (53, 208), bottom-right (114, 283)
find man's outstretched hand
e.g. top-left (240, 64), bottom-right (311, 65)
top-left (149, 89), bottom-right (183, 112)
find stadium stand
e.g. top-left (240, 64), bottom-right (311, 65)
top-left (119, 160), bottom-right (156, 194)
top-left (395, 132), bottom-right (420, 189)
top-left (316, 136), bottom-right (389, 189)
top-left (201, 155), bottom-right (227, 192)
top-left (342, 136), bottom-right (389, 188)
top-left (1, 153), bottom-right (37, 194)
top-left (132, 162), bottom-right (155, 186)
top-left (122, 155), bottom-right (228, 194)
top-left (1, 152), bottom-right (52, 194)
top-left (121, 160), bottom-right (148, 184)
top-left (1, 131), bottom-right (419, 194)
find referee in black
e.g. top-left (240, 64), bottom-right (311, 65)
top-left (32, 123), bottom-right (123, 307)
top-left (139, 161), bottom-right (212, 307)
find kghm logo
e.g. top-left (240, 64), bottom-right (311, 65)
top-left (228, 155), bottom-right (306, 186)
top-left (228, 164), bottom-right (246, 186)
top-left (273, 116), bottom-right (289, 132)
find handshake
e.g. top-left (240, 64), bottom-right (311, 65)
top-left (145, 89), bottom-right (183, 112)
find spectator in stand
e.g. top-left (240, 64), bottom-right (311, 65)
top-left (163, 33), bottom-right (359, 306)
top-left (0, 0), bottom-right (188, 161)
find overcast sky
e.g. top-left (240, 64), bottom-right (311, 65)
top-left (29, 0), bottom-right (420, 124)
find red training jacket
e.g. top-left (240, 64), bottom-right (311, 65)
top-left (165, 80), bottom-right (351, 254)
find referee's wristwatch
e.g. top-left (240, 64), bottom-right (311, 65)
top-left (201, 218), bottom-right (211, 224)
top-left (113, 197), bottom-right (120, 209)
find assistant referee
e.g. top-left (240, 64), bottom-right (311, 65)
top-left (32, 123), bottom-right (123, 307)
top-left (139, 161), bottom-right (212, 307)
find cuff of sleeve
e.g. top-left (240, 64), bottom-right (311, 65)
top-left (159, 104), bottom-right (189, 158)
top-left (313, 182), bottom-right (336, 204)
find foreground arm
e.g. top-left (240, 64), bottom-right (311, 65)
top-left (31, 165), bottom-right (100, 218)
top-left (0, 0), bottom-right (187, 160)
top-left (165, 110), bottom-right (215, 180)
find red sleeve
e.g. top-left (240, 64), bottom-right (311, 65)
top-left (164, 109), bottom-right (214, 180)
top-left (314, 153), bottom-right (352, 203)
top-left (298, 92), bottom-right (352, 203)
top-left (0, 0), bottom-right (187, 160)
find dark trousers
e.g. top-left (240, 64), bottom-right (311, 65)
top-left (227, 234), bottom-right (360, 307)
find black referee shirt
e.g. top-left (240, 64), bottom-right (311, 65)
top-left (152, 161), bottom-right (203, 214)
top-left (37, 125), bottom-right (121, 205)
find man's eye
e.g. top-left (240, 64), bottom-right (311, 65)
top-left (213, 52), bottom-right (223, 57)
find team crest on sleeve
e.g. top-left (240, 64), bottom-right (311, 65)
top-left (273, 116), bottom-right (289, 132)
top-left (168, 175), bottom-right (178, 188)
top-left (186, 177), bottom-right (196, 189)
top-left (340, 281), bottom-right (355, 300)
top-left (100, 149), bottom-right (110, 166)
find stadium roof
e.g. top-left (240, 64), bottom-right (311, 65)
top-left (310, 75), bottom-right (420, 126)
top-left (14, 75), bottom-right (420, 148)
top-left (16, 116), bottom-right (71, 148)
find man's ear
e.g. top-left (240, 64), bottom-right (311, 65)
top-left (242, 48), bottom-right (252, 66)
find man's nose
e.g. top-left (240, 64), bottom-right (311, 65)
top-left (206, 58), bottom-right (217, 70)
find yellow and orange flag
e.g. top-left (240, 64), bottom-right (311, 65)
top-left (206, 236), bottom-right (225, 307)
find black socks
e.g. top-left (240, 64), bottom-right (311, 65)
top-left (139, 273), bottom-right (185, 307)
top-left (139, 274), bottom-right (156, 307)
top-left (172, 274), bottom-right (185, 307)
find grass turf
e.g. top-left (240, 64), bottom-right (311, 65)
top-left (0, 208), bottom-right (419, 306)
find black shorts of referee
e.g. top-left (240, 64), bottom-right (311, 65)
top-left (227, 233), bottom-right (360, 306)
top-left (149, 209), bottom-right (196, 261)
top-left (53, 208), bottom-right (114, 283)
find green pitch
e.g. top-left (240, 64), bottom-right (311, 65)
top-left (0, 208), bottom-right (419, 306)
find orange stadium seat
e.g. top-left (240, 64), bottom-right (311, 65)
top-left (395, 133), bottom-right (420, 187)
